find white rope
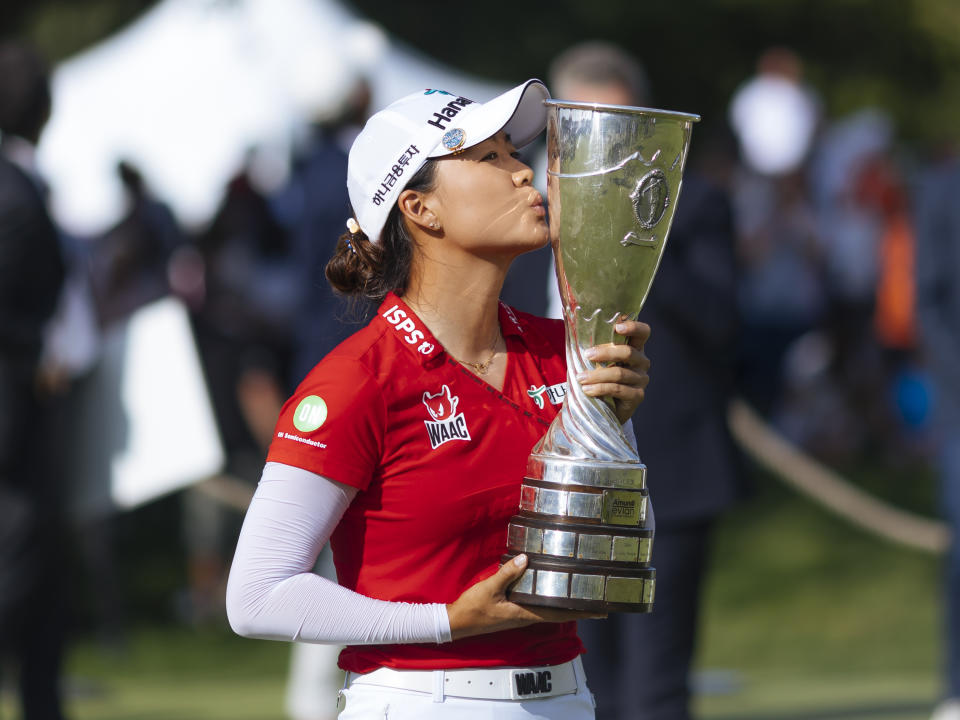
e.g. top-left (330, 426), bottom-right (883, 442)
top-left (194, 474), bottom-right (255, 513)
top-left (727, 396), bottom-right (950, 554)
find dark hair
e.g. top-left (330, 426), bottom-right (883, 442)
top-left (326, 159), bottom-right (438, 304)
top-left (0, 41), bottom-right (51, 144)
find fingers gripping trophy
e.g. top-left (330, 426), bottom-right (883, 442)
top-left (504, 100), bottom-right (700, 612)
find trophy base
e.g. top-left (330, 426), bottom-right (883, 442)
top-left (502, 554), bottom-right (655, 613)
top-left (526, 454), bottom-right (646, 490)
top-left (506, 454), bottom-right (655, 613)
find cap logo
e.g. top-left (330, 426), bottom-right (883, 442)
top-left (426, 96), bottom-right (474, 130)
top-left (442, 128), bottom-right (466, 152)
top-left (371, 144), bottom-right (421, 207)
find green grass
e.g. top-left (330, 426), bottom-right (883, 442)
top-left (0, 470), bottom-right (944, 719)
top-left (695, 471), bottom-right (942, 719)
top-left (3, 628), bottom-right (292, 720)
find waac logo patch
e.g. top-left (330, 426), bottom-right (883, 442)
top-left (422, 385), bottom-right (471, 449)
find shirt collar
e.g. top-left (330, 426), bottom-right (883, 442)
top-left (376, 293), bottom-right (444, 366)
top-left (375, 293), bottom-right (530, 366)
top-left (498, 302), bottom-right (526, 338)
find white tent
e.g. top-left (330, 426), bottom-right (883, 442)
top-left (37, 0), bottom-right (505, 237)
top-left (34, 0), bottom-right (511, 516)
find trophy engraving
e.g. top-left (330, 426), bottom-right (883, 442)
top-left (504, 100), bottom-right (699, 612)
top-left (630, 169), bottom-right (670, 229)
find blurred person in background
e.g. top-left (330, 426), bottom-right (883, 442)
top-left (0, 39), bottom-right (69, 720)
top-left (272, 75), bottom-right (371, 720)
top-left (869, 152), bottom-right (927, 452)
top-left (846, 138), bottom-right (919, 455)
top-left (281, 76), bottom-right (373, 383)
top-left (184, 152), bottom-right (297, 626)
top-left (78, 157), bottom-right (186, 645)
top-left (87, 159), bottom-right (184, 328)
top-left (546, 42), bottom-right (743, 720)
top-left (915, 151), bottom-right (960, 720)
top-left (800, 109), bottom-right (915, 460)
top-left (728, 47), bottom-right (826, 421)
top-left (196, 152), bottom-right (295, 459)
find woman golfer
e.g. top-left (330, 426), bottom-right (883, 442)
top-left (226, 79), bottom-right (651, 719)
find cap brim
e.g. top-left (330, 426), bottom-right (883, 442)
top-left (428, 79), bottom-right (549, 157)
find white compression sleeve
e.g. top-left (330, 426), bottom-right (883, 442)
top-left (226, 462), bottom-right (452, 646)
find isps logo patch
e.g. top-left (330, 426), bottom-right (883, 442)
top-left (422, 385), bottom-right (471, 449)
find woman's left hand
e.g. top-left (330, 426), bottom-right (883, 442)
top-left (577, 320), bottom-right (651, 424)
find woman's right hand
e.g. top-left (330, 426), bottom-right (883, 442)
top-left (445, 554), bottom-right (606, 641)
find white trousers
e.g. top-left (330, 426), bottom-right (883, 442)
top-left (337, 657), bottom-right (596, 720)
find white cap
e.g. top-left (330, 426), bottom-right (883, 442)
top-left (347, 79), bottom-right (550, 243)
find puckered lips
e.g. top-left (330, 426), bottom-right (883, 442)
top-left (529, 191), bottom-right (545, 217)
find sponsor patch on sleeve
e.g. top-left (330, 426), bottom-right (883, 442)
top-left (293, 395), bottom-right (328, 432)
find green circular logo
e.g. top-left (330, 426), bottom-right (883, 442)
top-left (293, 395), bottom-right (328, 433)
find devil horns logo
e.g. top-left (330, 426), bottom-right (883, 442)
top-left (422, 385), bottom-right (471, 449)
top-left (422, 385), bottom-right (458, 421)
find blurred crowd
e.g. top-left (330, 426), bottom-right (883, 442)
top-left (0, 34), bottom-right (956, 720)
top-left (725, 47), bottom-right (931, 467)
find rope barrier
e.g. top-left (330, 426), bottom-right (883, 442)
top-left (195, 474), bottom-right (255, 513)
top-left (727, 396), bottom-right (951, 554)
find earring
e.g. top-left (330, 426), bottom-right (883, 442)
top-left (430, 222), bottom-right (439, 230)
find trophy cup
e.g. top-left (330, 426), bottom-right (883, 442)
top-left (503, 101), bottom-right (699, 612)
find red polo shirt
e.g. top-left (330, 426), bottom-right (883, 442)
top-left (266, 293), bottom-right (581, 673)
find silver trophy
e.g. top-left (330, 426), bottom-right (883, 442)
top-left (504, 100), bottom-right (699, 612)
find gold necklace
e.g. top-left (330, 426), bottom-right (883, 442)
top-left (452, 330), bottom-right (502, 375)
